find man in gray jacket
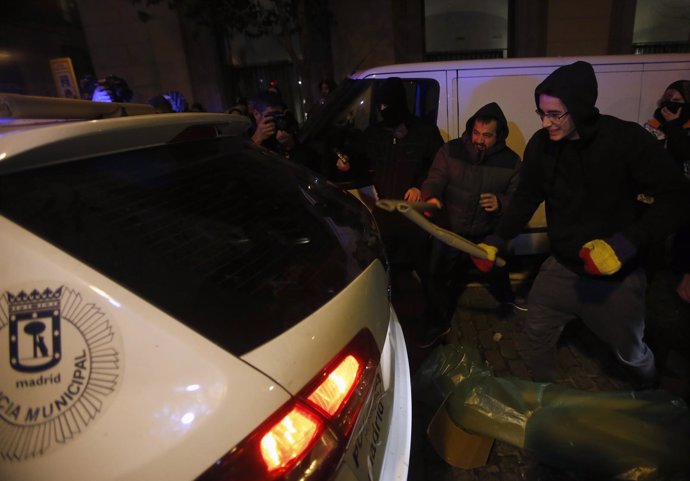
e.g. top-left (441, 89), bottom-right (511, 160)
top-left (419, 102), bottom-right (523, 347)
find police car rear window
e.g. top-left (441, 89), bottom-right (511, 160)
top-left (0, 137), bottom-right (384, 354)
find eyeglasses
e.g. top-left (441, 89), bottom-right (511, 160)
top-left (536, 109), bottom-right (569, 122)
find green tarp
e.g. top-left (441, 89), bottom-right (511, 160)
top-left (414, 344), bottom-right (690, 480)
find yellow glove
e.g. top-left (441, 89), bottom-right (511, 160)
top-left (578, 235), bottom-right (636, 276)
top-left (471, 243), bottom-right (498, 272)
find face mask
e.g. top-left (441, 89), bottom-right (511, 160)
top-left (661, 101), bottom-right (685, 114)
top-left (379, 105), bottom-right (405, 127)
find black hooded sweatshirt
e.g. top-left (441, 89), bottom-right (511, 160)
top-left (494, 61), bottom-right (690, 276)
top-left (421, 102), bottom-right (521, 239)
top-left (364, 77), bottom-right (444, 200)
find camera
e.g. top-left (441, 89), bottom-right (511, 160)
top-left (265, 110), bottom-right (295, 133)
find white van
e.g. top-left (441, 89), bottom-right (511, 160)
top-left (300, 53), bottom-right (690, 254)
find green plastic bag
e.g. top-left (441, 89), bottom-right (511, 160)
top-left (416, 344), bottom-right (690, 480)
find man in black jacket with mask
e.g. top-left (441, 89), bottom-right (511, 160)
top-left (359, 77), bottom-right (444, 271)
top-left (365, 77), bottom-right (444, 204)
top-left (474, 61), bottom-right (690, 388)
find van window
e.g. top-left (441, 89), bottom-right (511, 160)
top-left (299, 78), bottom-right (440, 184)
top-left (328, 78), bottom-right (440, 131)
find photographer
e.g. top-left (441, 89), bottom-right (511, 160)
top-left (249, 90), bottom-right (299, 159)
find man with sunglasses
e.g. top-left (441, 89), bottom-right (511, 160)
top-left (474, 61), bottom-right (690, 389)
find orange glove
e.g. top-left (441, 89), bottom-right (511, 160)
top-left (471, 243), bottom-right (498, 272)
top-left (578, 234), bottom-right (636, 276)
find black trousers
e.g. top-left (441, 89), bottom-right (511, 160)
top-left (425, 238), bottom-right (514, 329)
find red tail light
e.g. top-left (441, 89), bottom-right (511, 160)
top-left (260, 404), bottom-right (321, 473)
top-left (195, 329), bottom-right (381, 481)
top-left (307, 354), bottom-right (360, 417)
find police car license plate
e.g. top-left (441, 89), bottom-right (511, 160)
top-left (346, 368), bottom-right (393, 480)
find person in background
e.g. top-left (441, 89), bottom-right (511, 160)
top-left (81, 75), bottom-right (133, 103)
top-left (474, 61), bottom-right (690, 388)
top-left (249, 90), bottom-right (300, 160)
top-left (644, 80), bottom-right (690, 160)
top-left (147, 95), bottom-right (174, 113)
top-left (163, 90), bottom-right (188, 112)
top-left (318, 79), bottom-right (336, 102)
top-left (418, 102), bottom-right (523, 347)
top-left (227, 96), bottom-right (250, 116)
top-left (307, 79), bottom-right (337, 119)
top-left (190, 102), bottom-right (206, 112)
top-left (645, 80), bottom-right (690, 304)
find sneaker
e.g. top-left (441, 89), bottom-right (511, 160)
top-left (505, 300), bottom-right (528, 312)
top-left (417, 325), bottom-right (451, 349)
top-left (500, 295), bottom-right (528, 312)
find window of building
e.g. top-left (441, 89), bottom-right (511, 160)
top-left (633, 0), bottom-right (690, 54)
top-left (424, 0), bottom-right (509, 60)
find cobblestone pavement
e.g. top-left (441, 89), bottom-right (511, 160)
top-left (392, 258), bottom-right (690, 481)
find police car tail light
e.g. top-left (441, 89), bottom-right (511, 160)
top-left (306, 354), bottom-right (360, 416)
top-left (303, 329), bottom-right (380, 438)
top-left (260, 404), bottom-right (323, 472)
top-left (195, 329), bottom-right (380, 481)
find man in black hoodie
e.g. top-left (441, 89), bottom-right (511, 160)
top-left (357, 77), bottom-right (444, 270)
top-left (474, 61), bottom-right (690, 388)
top-left (418, 102), bottom-right (522, 347)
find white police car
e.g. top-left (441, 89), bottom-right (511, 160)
top-left (0, 94), bottom-right (412, 481)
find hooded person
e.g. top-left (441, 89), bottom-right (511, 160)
top-left (163, 90), bottom-right (189, 113)
top-left (422, 102), bottom-right (521, 238)
top-left (654, 80), bottom-right (690, 125)
top-left (354, 77), bottom-right (443, 271)
top-left (417, 102), bottom-right (523, 348)
top-left (342, 77), bottom-right (444, 330)
top-left (375, 76), bottom-right (409, 128)
top-left (472, 61), bottom-right (690, 387)
top-left (364, 77), bottom-right (444, 202)
top-left (644, 79), bottom-right (690, 162)
top-left (643, 80), bottom-right (690, 307)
